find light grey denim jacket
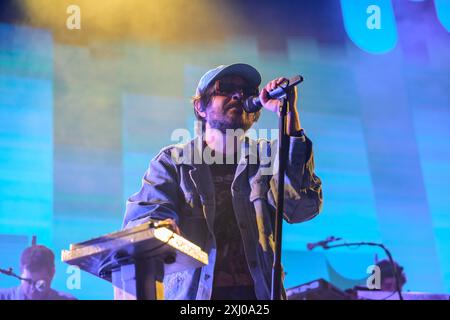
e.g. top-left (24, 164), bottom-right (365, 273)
top-left (122, 134), bottom-right (323, 300)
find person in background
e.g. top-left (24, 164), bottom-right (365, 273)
top-left (376, 259), bottom-right (407, 292)
top-left (0, 245), bottom-right (76, 300)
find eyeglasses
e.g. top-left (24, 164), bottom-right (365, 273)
top-left (210, 81), bottom-right (259, 98)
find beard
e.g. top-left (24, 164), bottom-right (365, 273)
top-left (205, 103), bottom-right (256, 133)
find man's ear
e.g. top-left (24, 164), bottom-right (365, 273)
top-left (49, 267), bottom-right (55, 282)
top-left (194, 100), bottom-right (206, 119)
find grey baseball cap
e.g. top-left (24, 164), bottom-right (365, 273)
top-left (195, 63), bottom-right (262, 96)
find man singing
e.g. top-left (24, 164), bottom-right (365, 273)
top-left (122, 63), bottom-right (323, 300)
top-left (0, 245), bottom-right (76, 300)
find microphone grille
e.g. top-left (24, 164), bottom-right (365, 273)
top-left (243, 96), bottom-right (261, 113)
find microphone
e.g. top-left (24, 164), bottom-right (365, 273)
top-left (307, 236), bottom-right (342, 251)
top-left (243, 74), bottom-right (304, 113)
top-left (34, 280), bottom-right (48, 292)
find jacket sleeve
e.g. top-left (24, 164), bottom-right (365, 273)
top-left (267, 135), bottom-right (323, 223)
top-left (122, 148), bottom-right (180, 229)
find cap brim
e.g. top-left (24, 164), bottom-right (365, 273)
top-left (209, 63), bottom-right (261, 88)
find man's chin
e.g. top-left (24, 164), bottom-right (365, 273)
top-left (226, 107), bottom-right (243, 114)
top-left (208, 121), bottom-right (250, 133)
top-left (206, 112), bottom-right (256, 132)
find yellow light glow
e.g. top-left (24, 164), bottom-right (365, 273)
top-left (20, 0), bottom-right (238, 45)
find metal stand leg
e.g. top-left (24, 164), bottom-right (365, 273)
top-left (112, 259), bottom-right (165, 300)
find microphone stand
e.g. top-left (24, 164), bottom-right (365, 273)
top-left (271, 96), bottom-right (290, 300)
top-left (323, 241), bottom-right (404, 300)
top-left (0, 267), bottom-right (27, 282)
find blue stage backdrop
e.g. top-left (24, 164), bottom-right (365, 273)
top-left (0, 1), bottom-right (449, 299)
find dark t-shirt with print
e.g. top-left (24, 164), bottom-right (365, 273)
top-left (209, 158), bottom-right (256, 300)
